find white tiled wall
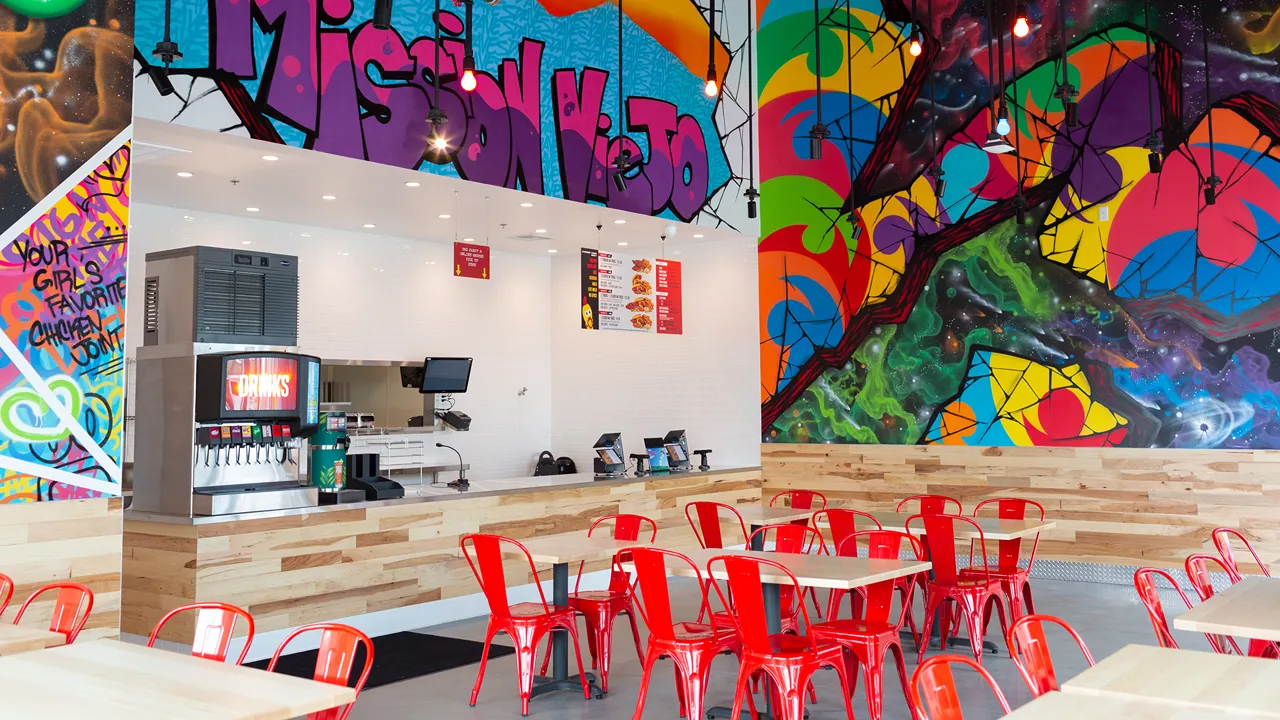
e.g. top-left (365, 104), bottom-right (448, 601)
top-left (127, 203), bottom-right (760, 480)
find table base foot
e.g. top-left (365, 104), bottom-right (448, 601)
top-left (531, 672), bottom-right (602, 700)
top-left (707, 706), bottom-right (810, 720)
top-left (899, 631), bottom-right (999, 655)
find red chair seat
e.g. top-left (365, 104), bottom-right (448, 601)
top-left (961, 566), bottom-right (1028, 580)
top-left (570, 590), bottom-right (623, 603)
top-left (671, 621), bottom-right (732, 641)
top-left (510, 601), bottom-right (574, 618)
top-left (808, 618), bottom-right (897, 636)
top-left (942, 575), bottom-right (1001, 590)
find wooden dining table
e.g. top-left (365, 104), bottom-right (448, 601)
top-left (1063, 644), bottom-right (1280, 717)
top-left (0, 624), bottom-right (65, 655)
top-left (629, 547), bottom-right (932, 720)
top-left (815, 510), bottom-right (1056, 541)
top-left (1003, 690), bottom-right (1245, 719)
top-left (1174, 576), bottom-right (1280, 643)
top-left (0, 639), bottom-right (356, 719)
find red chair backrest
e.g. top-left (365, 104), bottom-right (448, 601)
top-left (583, 514), bottom-right (658, 593)
top-left (911, 654), bottom-right (1011, 719)
top-left (13, 582), bottom-right (94, 643)
top-left (770, 490), bottom-right (827, 511)
top-left (838, 530), bottom-right (923, 628)
top-left (460, 534), bottom-right (551, 619)
top-left (1133, 567), bottom-right (1194, 650)
top-left (898, 494), bottom-right (961, 516)
top-left (619, 547), bottom-right (710, 643)
top-left (973, 498), bottom-right (1044, 574)
top-left (147, 602), bottom-right (256, 664)
top-left (707, 554), bottom-right (817, 656)
top-left (906, 514), bottom-right (990, 586)
top-left (748, 523), bottom-right (828, 617)
top-left (685, 501), bottom-right (748, 550)
top-left (0, 573), bottom-right (12, 618)
top-left (1183, 554), bottom-right (1244, 655)
top-left (1006, 614), bottom-right (1095, 697)
top-left (268, 623), bottom-right (373, 720)
top-left (1212, 527), bottom-right (1271, 581)
top-left (815, 509), bottom-right (882, 555)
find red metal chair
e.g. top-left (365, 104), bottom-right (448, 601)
top-left (1212, 527), bottom-right (1272, 581)
top-left (708, 554), bottom-right (857, 720)
top-left (686, 501), bottom-right (750, 623)
top-left (1134, 567), bottom-right (1234, 655)
top-left (771, 492), bottom-right (829, 618)
top-left (906, 514), bottom-right (1009, 665)
top-left (461, 534), bottom-right (590, 715)
top-left (537, 514), bottom-right (654, 692)
top-left (12, 582), bottom-right (93, 644)
top-left (812, 509), bottom-right (882, 616)
top-left (813, 531), bottom-right (923, 720)
top-left (748, 523), bottom-right (828, 634)
top-left (0, 573), bottom-right (12, 618)
top-left (1006, 614), bottom-right (1095, 697)
top-left (963, 498), bottom-right (1045, 623)
top-left (267, 623), bottom-right (373, 720)
top-left (147, 602), bottom-right (256, 664)
top-left (897, 495), bottom-right (962, 516)
top-left (623, 546), bottom-right (757, 720)
top-left (910, 654), bottom-right (1011, 719)
top-left (1185, 553), bottom-right (1268, 656)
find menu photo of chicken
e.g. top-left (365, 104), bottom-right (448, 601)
top-left (581, 248), bottom-right (660, 333)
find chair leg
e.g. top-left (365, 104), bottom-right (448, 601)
top-left (862, 647), bottom-right (887, 720)
top-left (536, 635), bottom-right (552, 678)
top-left (807, 586), bottom-right (824, 619)
top-left (917, 593), bottom-right (941, 664)
top-left (515, 629), bottom-right (540, 716)
top-left (469, 623), bottom-right (499, 707)
top-left (562, 620), bottom-right (593, 700)
top-left (728, 660), bottom-right (757, 720)
top-left (676, 651), bottom-right (717, 720)
top-left (889, 641), bottom-right (917, 720)
top-left (828, 588), bottom-right (847, 620)
top-left (675, 662), bottom-right (688, 718)
top-left (626, 608), bottom-right (645, 663)
top-left (632, 644), bottom-right (659, 720)
top-left (898, 585), bottom-right (921, 650)
top-left (1023, 578), bottom-right (1036, 614)
top-left (831, 657), bottom-right (859, 720)
top-left (960, 596), bottom-right (986, 664)
top-left (587, 609), bottom-right (619, 693)
top-left (989, 593), bottom-right (1011, 655)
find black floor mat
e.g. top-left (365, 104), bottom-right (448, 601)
top-left (248, 631), bottom-right (515, 690)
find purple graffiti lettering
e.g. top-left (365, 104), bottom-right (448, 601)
top-left (628, 97), bottom-right (677, 213)
top-left (606, 135), bottom-right (653, 215)
top-left (670, 115), bottom-right (709, 221)
top-left (457, 70), bottom-right (513, 186)
top-left (352, 24), bottom-right (430, 168)
top-left (314, 30), bottom-right (366, 157)
top-left (500, 40), bottom-right (544, 194)
top-left (553, 67), bottom-right (609, 204)
top-left (212, 0), bottom-right (320, 132)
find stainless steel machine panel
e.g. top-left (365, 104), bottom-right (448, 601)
top-left (192, 485), bottom-right (318, 516)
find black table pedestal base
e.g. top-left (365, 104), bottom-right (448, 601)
top-left (530, 671), bottom-right (600, 700)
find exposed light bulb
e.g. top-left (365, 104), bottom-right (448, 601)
top-left (1013, 16), bottom-right (1030, 38)
top-left (460, 56), bottom-right (477, 92)
top-left (432, 135), bottom-right (449, 151)
top-left (705, 78), bottom-right (719, 97)
top-left (909, 38), bottom-right (922, 57)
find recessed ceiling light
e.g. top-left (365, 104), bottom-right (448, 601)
top-left (438, 214), bottom-right (451, 219)
top-left (425, 261), bottom-right (436, 265)
top-left (183, 215), bottom-right (194, 221)
top-left (340, 252), bottom-right (350, 256)
top-left (176, 172), bottom-right (193, 178)
top-left (535, 228), bottom-right (547, 233)
top-left (618, 241), bottom-right (628, 246)
top-left (241, 240), bottom-right (253, 245)
top-left (246, 207), bottom-right (260, 212)
top-left (262, 155), bottom-right (279, 161)
top-left (614, 219), bottom-right (626, 225)
top-left (520, 202), bottom-right (534, 208)
top-left (462, 237), bottom-right (475, 242)
top-left (405, 181), bottom-right (421, 187)
top-left (300, 233), bottom-right (312, 237)
top-left (673, 249), bottom-right (683, 255)
top-left (322, 195), bottom-right (336, 200)
top-left (363, 223), bottom-right (376, 228)
top-left (548, 249), bottom-right (558, 253)
top-left (692, 233), bottom-right (704, 238)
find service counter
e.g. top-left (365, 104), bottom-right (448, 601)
top-left (122, 466), bottom-right (762, 642)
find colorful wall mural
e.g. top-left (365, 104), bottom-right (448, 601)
top-left (132, 0), bottom-right (757, 229)
top-left (0, 1), bottom-right (132, 503)
top-left (760, 0), bottom-right (1280, 450)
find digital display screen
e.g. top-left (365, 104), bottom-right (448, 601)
top-left (647, 447), bottom-right (670, 471)
top-left (596, 447), bottom-right (621, 465)
top-left (225, 356), bottom-right (299, 412)
top-left (666, 443), bottom-right (688, 462)
top-left (421, 357), bottom-right (473, 393)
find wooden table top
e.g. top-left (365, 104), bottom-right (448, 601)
top-left (626, 548), bottom-right (931, 590)
top-left (0, 624), bottom-right (66, 655)
top-left (1004, 691), bottom-right (1242, 719)
top-left (0, 639), bottom-right (357, 720)
top-left (1063, 644), bottom-right (1280, 717)
top-left (735, 505), bottom-right (815, 526)
top-left (515, 534), bottom-right (654, 565)
top-left (1174, 576), bottom-right (1280, 642)
top-left (816, 511), bottom-right (1055, 541)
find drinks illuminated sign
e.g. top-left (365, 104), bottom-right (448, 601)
top-left (225, 356), bottom-right (299, 412)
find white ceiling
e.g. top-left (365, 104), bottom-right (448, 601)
top-left (131, 119), bottom-right (750, 254)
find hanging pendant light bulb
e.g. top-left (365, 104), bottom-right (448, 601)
top-left (1053, 0), bottom-right (1079, 128)
top-left (153, 0), bottom-right (183, 75)
top-left (996, 102), bottom-right (1011, 136)
top-left (1013, 1), bottom-right (1030, 38)
top-left (426, 0), bottom-right (450, 153)
top-left (460, 0), bottom-right (477, 92)
top-left (704, 0), bottom-right (719, 96)
top-left (909, 29), bottom-right (923, 56)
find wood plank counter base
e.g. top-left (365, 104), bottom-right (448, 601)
top-left (0, 498), bottom-right (123, 642)
top-left (123, 467), bottom-right (761, 643)
top-left (763, 443), bottom-right (1280, 567)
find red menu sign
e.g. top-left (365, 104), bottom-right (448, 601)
top-left (454, 242), bottom-right (490, 279)
top-left (225, 356), bottom-right (299, 411)
top-left (656, 259), bottom-right (682, 335)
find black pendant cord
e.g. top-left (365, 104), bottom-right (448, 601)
top-left (434, 0), bottom-right (442, 99)
top-left (846, 0), bottom-right (854, 182)
top-left (1203, 2), bottom-right (1218, 201)
top-left (1144, 0), bottom-right (1154, 139)
top-left (986, 0), bottom-right (997, 128)
top-left (708, 0), bottom-right (716, 81)
top-left (464, 0), bottom-right (474, 61)
top-left (1056, 0), bottom-right (1076, 125)
top-left (153, 0), bottom-right (182, 70)
top-left (618, 0), bottom-right (625, 148)
top-left (928, 0), bottom-right (936, 164)
top-left (1011, 0), bottom-right (1025, 219)
top-left (996, 0), bottom-right (1005, 111)
top-left (746, 0), bottom-right (759, 216)
top-left (814, 0), bottom-right (823, 126)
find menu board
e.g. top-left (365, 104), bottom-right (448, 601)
top-left (580, 248), bottom-right (682, 335)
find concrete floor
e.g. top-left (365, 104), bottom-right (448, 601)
top-left (348, 578), bottom-right (1211, 720)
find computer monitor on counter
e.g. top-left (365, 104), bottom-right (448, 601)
top-left (593, 433), bottom-right (625, 476)
top-left (663, 429), bottom-right (691, 471)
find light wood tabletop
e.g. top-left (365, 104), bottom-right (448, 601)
top-left (0, 639), bottom-right (357, 720)
top-left (1174, 576), bottom-right (1280, 642)
top-left (626, 548), bottom-right (931, 590)
top-left (514, 533), bottom-right (654, 565)
top-left (816, 511), bottom-right (1055, 541)
top-left (1063, 644), bottom-right (1280, 717)
top-left (735, 505), bottom-right (815, 526)
top-left (1003, 690), bottom-right (1242, 719)
top-left (0, 624), bottom-right (65, 655)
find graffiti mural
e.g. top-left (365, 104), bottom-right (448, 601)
top-left (761, 0), bottom-right (1280, 450)
top-left (132, 0), bottom-right (755, 227)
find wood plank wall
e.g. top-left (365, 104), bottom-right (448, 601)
top-left (0, 498), bottom-right (123, 641)
top-left (124, 469), bottom-right (762, 642)
top-left (762, 444), bottom-right (1280, 568)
